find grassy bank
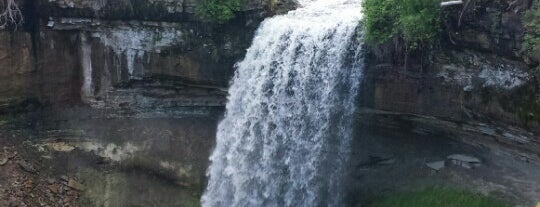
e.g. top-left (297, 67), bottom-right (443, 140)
top-left (368, 187), bottom-right (510, 207)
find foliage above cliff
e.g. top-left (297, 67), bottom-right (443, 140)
top-left (196, 0), bottom-right (243, 23)
top-left (363, 0), bottom-right (441, 49)
top-left (363, 0), bottom-right (398, 44)
top-left (523, 0), bottom-right (540, 62)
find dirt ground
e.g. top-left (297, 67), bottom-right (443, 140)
top-left (0, 141), bottom-right (83, 207)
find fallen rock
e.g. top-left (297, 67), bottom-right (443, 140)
top-left (0, 157), bottom-right (8, 166)
top-left (47, 184), bottom-right (60, 194)
top-left (18, 160), bottom-right (36, 174)
top-left (448, 154), bottom-right (481, 163)
top-left (1, 149), bottom-right (17, 164)
top-left (66, 178), bottom-right (84, 191)
top-left (447, 154), bottom-right (482, 169)
top-left (426, 161), bottom-right (446, 171)
top-left (47, 142), bottom-right (76, 152)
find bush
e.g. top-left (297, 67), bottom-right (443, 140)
top-left (363, 0), bottom-right (441, 49)
top-left (363, 0), bottom-right (399, 44)
top-left (196, 0), bottom-right (243, 23)
top-left (523, 0), bottom-right (540, 61)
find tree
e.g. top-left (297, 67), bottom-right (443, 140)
top-left (196, 0), bottom-right (242, 23)
top-left (363, 0), bottom-right (440, 49)
top-left (524, 0), bottom-right (540, 62)
top-left (0, 0), bottom-right (22, 29)
top-left (363, 0), bottom-right (399, 44)
top-left (363, 0), bottom-right (441, 71)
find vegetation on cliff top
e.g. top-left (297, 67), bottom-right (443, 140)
top-left (523, 0), bottom-right (540, 97)
top-left (196, 0), bottom-right (243, 23)
top-left (369, 187), bottom-right (510, 207)
top-left (524, 0), bottom-right (540, 62)
top-left (363, 0), bottom-right (441, 49)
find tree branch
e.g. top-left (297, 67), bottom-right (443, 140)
top-left (441, 0), bottom-right (463, 7)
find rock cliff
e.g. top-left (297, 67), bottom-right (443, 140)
top-left (0, 0), bottom-right (296, 111)
top-left (1, 0), bottom-right (539, 206)
top-left (0, 0), bottom-right (296, 206)
top-left (361, 0), bottom-right (539, 167)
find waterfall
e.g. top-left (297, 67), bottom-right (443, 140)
top-left (202, 0), bottom-right (364, 206)
top-left (80, 33), bottom-right (94, 103)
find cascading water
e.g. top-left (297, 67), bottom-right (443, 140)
top-left (202, 0), bottom-right (364, 206)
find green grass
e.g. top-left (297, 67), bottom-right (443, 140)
top-left (368, 188), bottom-right (510, 207)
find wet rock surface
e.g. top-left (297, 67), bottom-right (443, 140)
top-left (348, 111), bottom-right (540, 206)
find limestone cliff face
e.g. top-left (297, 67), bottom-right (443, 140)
top-left (0, 1), bottom-right (297, 206)
top-left (0, 0), bottom-right (296, 111)
top-left (362, 0), bottom-right (540, 157)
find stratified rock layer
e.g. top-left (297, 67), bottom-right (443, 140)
top-left (0, 0), bottom-right (297, 110)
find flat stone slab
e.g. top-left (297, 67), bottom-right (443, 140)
top-left (447, 154), bottom-right (482, 169)
top-left (426, 161), bottom-right (446, 171)
top-left (447, 154), bottom-right (481, 163)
